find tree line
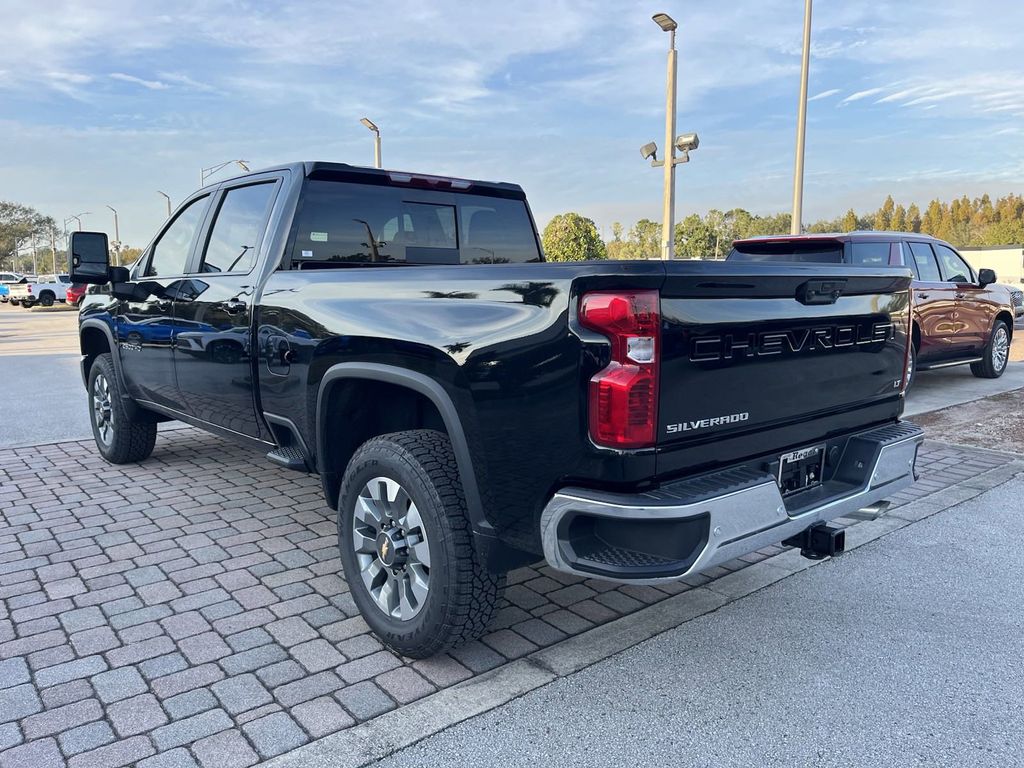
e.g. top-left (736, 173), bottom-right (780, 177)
top-left (542, 193), bottom-right (1024, 262)
top-left (1, 200), bottom-right (141, 275)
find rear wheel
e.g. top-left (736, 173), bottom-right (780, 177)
top-left (39, 291), bottom-right (55, 307)
top-left (337, 430), bottom-right (504, 658)
top-left (905, 343), bottom-right (917, 392)
top-left (88, 353), bottom-right (157, 463)
top-left (971, 320), bottom-right (1011, 379)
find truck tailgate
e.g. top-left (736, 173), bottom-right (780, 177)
top-left (656, 265), bottom-right (912, 475)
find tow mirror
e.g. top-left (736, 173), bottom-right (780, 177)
top-left (978, 268), bottom-right (996, 287)
top-left (68, 231), bottom-right (111, 284)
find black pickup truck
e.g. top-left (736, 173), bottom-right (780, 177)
top-left (69, 162), bottom-right (923, 657)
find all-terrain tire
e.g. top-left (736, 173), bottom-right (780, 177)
top-left (39, 291), bottom-right (55, 307)
top-left (337, 429), bottom-right (504, 658)
top-left (88, 353), bottom-right (157, 464)
top-left (970, 319), bottom-right (1011, 379)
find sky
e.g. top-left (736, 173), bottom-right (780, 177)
top-left (1, 0), bottom-right (1023, 248)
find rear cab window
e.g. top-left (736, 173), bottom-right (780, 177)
top-left (907, 242), bottom-right (942, 282)
top-left (287, 179), bottom-right (541, 267)
top-left (727, 240), bottom-right (843, 263)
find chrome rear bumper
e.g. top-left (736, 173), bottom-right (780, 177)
top-left (540, 422), bottom-right (924, 584)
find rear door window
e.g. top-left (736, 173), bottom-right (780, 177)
top-left (933, 244), bottom-right (974, 283)
top-left (288, 180), bottom-right (540, 267)
top-left (197, 182), bottom-right (278, 274)
top-left (850, 242), bottom-right (891, 266)
top-left (908, 242), bottom-right (942, 282)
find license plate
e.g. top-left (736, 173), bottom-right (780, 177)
top-left (777, 445), bottom-right (825, 496)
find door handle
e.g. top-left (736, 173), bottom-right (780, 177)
top-left (916, 293), bottom-right (929, 300)
top-left (220, 299), bottom-right (247, 315)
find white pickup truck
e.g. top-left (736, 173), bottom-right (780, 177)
top-left (9, 274), bottom-right (71, 308)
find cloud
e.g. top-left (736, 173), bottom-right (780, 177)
top-left (809, 88), bottom-right (841, 102)
top-left (840, 87), bottom-right (885, 104)
top-left (156, 72), bottom-right (218, 93)
top-left (110, 72), bottom-right (169, 90)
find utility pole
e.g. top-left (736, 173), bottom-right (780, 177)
top-left (790, 0), bottom-right (813, 235)
top-left (50, 230), bottom-right (57, 275)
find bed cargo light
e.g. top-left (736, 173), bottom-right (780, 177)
top-left (579, 290), bottom-right (660, 448)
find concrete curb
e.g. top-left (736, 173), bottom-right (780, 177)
top-left (263, 450), bottom-right (1024, 768)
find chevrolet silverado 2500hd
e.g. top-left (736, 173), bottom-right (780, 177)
top-left (69, 162), bottom-right (922, 657)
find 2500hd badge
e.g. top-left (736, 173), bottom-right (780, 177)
top-left (666, 411), bottom-right (750, 434)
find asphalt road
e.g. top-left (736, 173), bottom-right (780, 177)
top-left (374, 476), bottom-right (1024, 768)
top-left (0, 303), bottom-right (89, 447)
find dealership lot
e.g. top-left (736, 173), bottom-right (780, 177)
top-left (2, 302), bottom-right (1024, 767)
top-left (2, 304), bottom-right (1024, 449)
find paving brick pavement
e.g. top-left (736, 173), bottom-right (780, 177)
top-left (0, 428), bottom-right (1012, 766)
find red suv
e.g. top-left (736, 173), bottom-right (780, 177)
top-left (728, 232), bottom-right (1015, 389)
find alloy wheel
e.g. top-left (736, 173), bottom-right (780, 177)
top-left (992, 326), bottom-right (1010, 372)
top-left (92, 372), bottom-right (114, 446)
top-left (351, 476), bottom-right (431, 621)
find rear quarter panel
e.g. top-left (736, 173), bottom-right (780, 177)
top-left (255, 261), bottom-right (662, 553)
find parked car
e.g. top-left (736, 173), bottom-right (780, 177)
top-left (728, 232), bottom-right (1016, 389)
top-left (9, 274), bottom-right (71, 308)
top-left (0, 271), bottom-right (26, 303)
top-left (69, 162), bottom-right (922, 657)
top-left (65, 283), bottom-right (88, 306)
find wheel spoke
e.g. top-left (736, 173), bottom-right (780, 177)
top-left (351, 527), bottom-right (376, 554)
top-left (408, 564), bottom-right (429, 605)
top-left (354, 495), bottom-right (383, 530)
top-left (360, 558), bottom-right (384, 594)
top-left (377, 574), bottom-right (398, 616)
top-left (410, 539), bottom-right (431, 569)
top-left (399, 500), bottom-right (422, 533)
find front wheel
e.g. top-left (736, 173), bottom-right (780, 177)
top-left (971, 320), bottom-right (1011, 379)
top-left (88, 353), bottom-right (157, 463)
top-left (337, 430), bottom-right (504, 658)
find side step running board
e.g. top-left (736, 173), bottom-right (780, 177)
top-left (266, 444), bottom-right (310, 472)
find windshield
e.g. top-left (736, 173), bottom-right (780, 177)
top-left (727, 241), bottom-right (844, 263)
top-left (288, 180), bottom-right (541, 267)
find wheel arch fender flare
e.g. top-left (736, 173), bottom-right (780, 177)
top-left (315, 362), bottom-right (493, 538)
top-left (80, 319), bottom-right (125, 390)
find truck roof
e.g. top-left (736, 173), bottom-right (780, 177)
top-left (202, 161), bottom-right (526, 197)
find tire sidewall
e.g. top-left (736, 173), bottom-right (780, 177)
top-left (337, 442), bottom-right (456, 651)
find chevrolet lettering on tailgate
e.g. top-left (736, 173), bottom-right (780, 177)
top-left (691, 321), bottom-right (895, 362)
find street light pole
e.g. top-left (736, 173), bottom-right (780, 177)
top-left (106, 205), bottom-right (121, 267)
top-left (659, 20), bottom-right (678, 260)
top-left (790, 0), bottom-right (813, 235)
top-left (200, 160), bottom-right (250, 186)
top-left (360, 118), bottom-right (381, 169)
top-left (157, 191), bottom-right (172, 218)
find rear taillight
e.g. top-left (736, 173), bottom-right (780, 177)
top-left (579, 290), bottom-right (660, 449)
top-left (27, 285), bottom-right (32, 293)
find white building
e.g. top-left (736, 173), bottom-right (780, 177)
top-left (960, 245), bottom-right (1024, 285)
